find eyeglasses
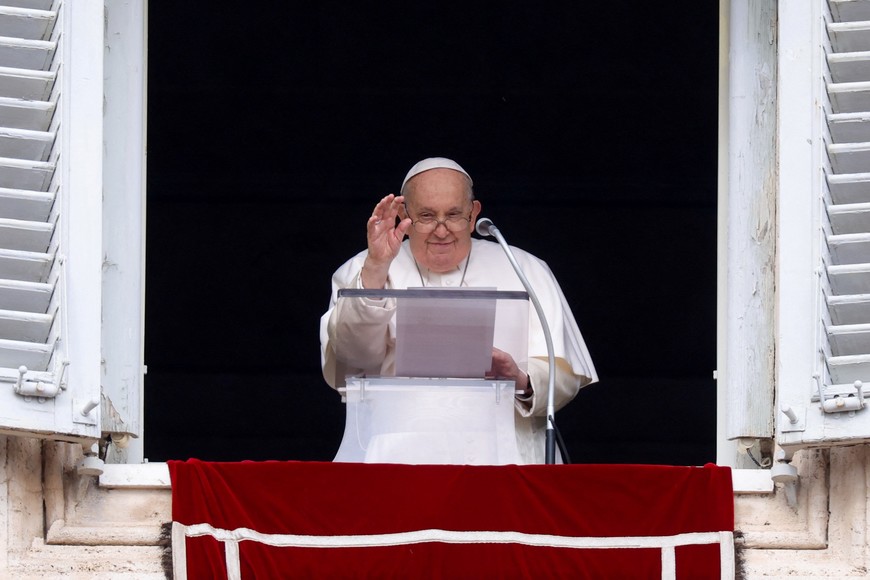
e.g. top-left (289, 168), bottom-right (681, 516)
top-left (405, 204), bottom-right (473, 233)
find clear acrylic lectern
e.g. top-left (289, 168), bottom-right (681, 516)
top-left (332, 288), bottom-right (529, 465)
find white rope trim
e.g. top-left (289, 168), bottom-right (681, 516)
top-left (177, 523), bottom-right (732, 551)
top-left (661, 545), bottom-right (676, 580)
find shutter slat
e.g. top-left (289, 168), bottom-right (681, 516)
top-left (828, 293), bottom-right (870, 324)
top-left (828, 142), bottom-right (870, 173)
top-left (827, 232), bottom-right (870, 264)
top-left (0, 277), bottom-right (51, 312)
top-left (829, 263), bottom-right (870, 295)
top-left (0, 186), bottom-right (53, 220)
top-left (828, 323), bottom-right (870, 355)
top-left (0, 217), bottom-right (52, 251)
top-left (828, 112), bottom-right (870, 143)
top-left (0, 2), bottom-right (53, 11)
top-left (828, 354), bottom-right (870, 384)
top-left (829, 51), bottom-right (870, 83)
top-left (0, 126), bottom-right (53, 161)
top-left (828, 172), bottom-right (870, 204)
top-left (0, 65), bottom-right (54, 100)
top-left (0, 36), bottom-right (54, 70)
top-left (0, 7), bottom-right (55, 41)
top-left (827, 81), bottom-right (870, 114)
top-left (828, 202), bottom-right (870, 233)
top-left (0, 307), bottom-right (51, 342)
top-left (831, 0), bottom-right (870, 23)
top-left (0, 335), bottom-right (50, 370)
top-left (0, 96), bottom-right (53, 131)
top-left (0, 247), bottom-right (51, 282)
top-left (0, 156), bottom-right (55, 190)
top-left (829, 21), bottom-right (870, 53)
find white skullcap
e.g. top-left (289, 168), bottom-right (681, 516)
top-left (400, 157), bottom-right (473, 193)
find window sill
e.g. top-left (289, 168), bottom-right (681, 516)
top-left (731, 468), bottom-right (774, 494)
top-left (98, 462), bottom-right (171, 489)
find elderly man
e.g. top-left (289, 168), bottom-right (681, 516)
top-left (320, 157), bottom-right (597, 464)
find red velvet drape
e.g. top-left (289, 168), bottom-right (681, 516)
top-left (170, 460), bottom-right (733, 579)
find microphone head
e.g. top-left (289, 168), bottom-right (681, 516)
top-left (476, 217), bottom-right (495, 237)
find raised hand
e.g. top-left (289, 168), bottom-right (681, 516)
top-left (361, 194), bottom-right (412, 289)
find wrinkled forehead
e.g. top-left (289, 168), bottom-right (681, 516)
top-left (403, 169), bottom-right (474, 210)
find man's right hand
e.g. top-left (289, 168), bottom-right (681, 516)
top-left (362, 194), bottom-right (411, 289)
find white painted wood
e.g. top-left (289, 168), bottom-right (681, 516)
top-left (828, 353), bottom-right (870, 384)
top-left (828, 201), bottom-right (870, 233)
top-left (47, 0), bottom-right (104, 439)
top-left (828, 112), bottom-right (870, 143)
top-left (829, 51), bottom-right (870, 82)
top-left (0, 65), bottom-right (53, 99)
top-left (827, 232), bottom-right (870, 263)
top-left (0, 96), bottom-right (52, 131)
top-left (0, 248), bottom-right (50, 282)
top-left (0, 0), bottom-right (103, 442)
top-left (828, 80), bottom-right (870, 113)
top-left (99, 0), bottom-right (147, 456)
top-left (0, 278), bottom-right (51, 312)
top-left (829, 262), bottom-right (870, 294)
top-left (829, 172), bottom-right (870, 204)
top-left (0, 308), bottom-right (51, 342)
top-left (0, 156), bottom-right (53, 190)
top-left (776, 0), bottom-right (829, 452)
top-left (0, 217), bottom-right (51, 251)
top-left (828, 323), bottom-right (870, 355)
top-left (0, 7), bottom-right (54, 41)
top-left (828, 293), bottom-right (870, 324)
top-left (717, 0), bottom-right (741, 466)
top-left (828, 141), bottom-right (870, 173)
top-left (831, 0), bottom-right (870, 22)
top-left (0, 35), bottom-right (54, 70)
top-left (777, 0), bottom-right (870, 452)
top-left (829, 20), bottom-right (870, 52)
top-left (0, 126), bottom-right (54, 161)
top-left (0, 336), bottom-right (50, 369)
top-left (0, 0), bottom-right (53, 10)
top-left (724, 0), bottom-right (777, 442)
top-left (0, 186), bottom-right (53, 220)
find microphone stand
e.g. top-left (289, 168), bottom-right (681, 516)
top-left (476, 218), bottom-right (558, 464)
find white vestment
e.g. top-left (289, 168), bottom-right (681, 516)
top-left (320, 238), bottom-right (598, 464)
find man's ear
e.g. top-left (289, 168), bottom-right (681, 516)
top-left (471, 199), bottom-right (482, 220)
top-left (398, 202), bottom-right (409, 220)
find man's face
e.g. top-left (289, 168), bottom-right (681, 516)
top-left (402, 168), bottom-right (481, 273)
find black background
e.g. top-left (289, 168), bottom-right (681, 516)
top-left (143, 2), bottom-right (720, 465)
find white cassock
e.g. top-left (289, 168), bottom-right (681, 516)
top-left (320, 238), bottom-right (598, 464)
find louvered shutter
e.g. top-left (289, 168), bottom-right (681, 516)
top-left (778, 0), bottom-right (870, 449)
top-left (0, 0), bottom-right (103, 442)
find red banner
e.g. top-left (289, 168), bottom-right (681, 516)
top-left (169, 460), bottom-right (733, 579)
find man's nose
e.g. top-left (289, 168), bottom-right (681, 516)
top-left (433, 221), bottom-right (451, 235)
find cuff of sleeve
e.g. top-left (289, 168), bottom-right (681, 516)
top-left (355, 270), bottom-right (389, 306)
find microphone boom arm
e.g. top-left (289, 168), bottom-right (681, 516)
top-left (477, 218), bottom-right (558, 464)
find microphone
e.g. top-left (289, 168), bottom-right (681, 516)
top-left (475, 217), bottom-right (559, 465)
top-left (475, 217), bottom-right (496, 237)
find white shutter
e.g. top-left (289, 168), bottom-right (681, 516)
top-left (0, 1), bottom-right (103, 443)
top-left (778, 0), bottom-right (870, 450)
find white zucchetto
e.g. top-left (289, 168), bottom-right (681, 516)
top-left (400, 157), bottom-right (473, 193)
